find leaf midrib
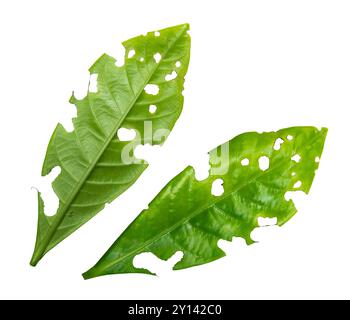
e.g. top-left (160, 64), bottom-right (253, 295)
top-left (96, 132), bottom-right (324, 274)
top-left (92, 159), bottom-right (290, 275)
top-left (34, 26), bottom-right (188, 262)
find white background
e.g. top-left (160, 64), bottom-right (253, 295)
top-left (0, 0), bottom-right (349, 300)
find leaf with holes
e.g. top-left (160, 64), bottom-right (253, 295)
top-left (83, 126), bottom-right (327, 279)
top-left (30, 24), bottom-right (191, 266)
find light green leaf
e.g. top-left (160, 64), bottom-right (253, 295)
top-left (31, 24), bottom-right (191, 266)
top-left (83, 126), bottom-right (327, 279)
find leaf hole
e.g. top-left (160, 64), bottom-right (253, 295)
top-left (134, 143), bottom-right (161, 163)
top-left (88, 74), bottom-right (98, 93)
top-left (60, 98), bottom-right (77, 132)
top-left (39, 166), bottom-right (61, 217)
top-left (154, 31), bottom-right (160, 37)
top-left (72, 71), bottom-right (91, 100)
top-left (117, 128), bottom-right (136, 141)
top-left (128, 49), bottom-right (135, 59)
top-left (258, 217), bottom-right (277, 227)
top-left (291, 154), bottom-right (301, 163)
top-left (315, 156), bottom-right (320, 163)
top-left (175, 61), bottom-right (181, 68)
top-left (258, 156), bottom-right (270, 171)
top-left (165, 71), bottom-right (177, 81)
top-left (291, 172), bottom-right (296, 176)
top-left (133, 251), bottom-right (183, 276)
top-left (293, 180), bottom-right (302, 189)
top-left (115, 60), bottom-right (124, 67)
top-left (273, 138), bottom-right (284, 150)
top-left (211, 179), bottom-right (224, 196)
top-left (287, 135), bottom-right (293, 141)
top-left (140, 57), bottom-right (144, 62)
top-left (144, 84), bottom-right (159, 95)
top-left (241, 158), bottom-right (249, 166)
top-left (285, 190), bottom-right (306, 202)
top-left (112, 42), bottom-right (126, 67)
top-left (153, 53), bottom-right (162, 64)
top-left (149, 104), bottom-right (157, 114)
top-left (193, 153), bottom-right (210, 181)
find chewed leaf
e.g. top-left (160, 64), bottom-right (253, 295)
top-left (30, 24), bottom-right (191, 266)
top-left (83, 126), bottom-right (327, 279)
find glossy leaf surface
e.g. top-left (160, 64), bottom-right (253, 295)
top-left (83, 127), bottom-right (327, 279)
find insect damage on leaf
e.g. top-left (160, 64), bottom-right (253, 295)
top-left (30, 24), bottom-right (191, 266)
top-left (83, 126), bottom-right (327, 279)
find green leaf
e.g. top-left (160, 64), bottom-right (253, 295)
top-left (30, 24), bottom-right (191, 266)
top-left (83, 126), bottom-right (327, 279)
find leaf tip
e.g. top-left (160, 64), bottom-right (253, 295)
top-left (82, 269), bottom-right (95, 280)
top-left (29, 257), bottom-right (39, 267)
